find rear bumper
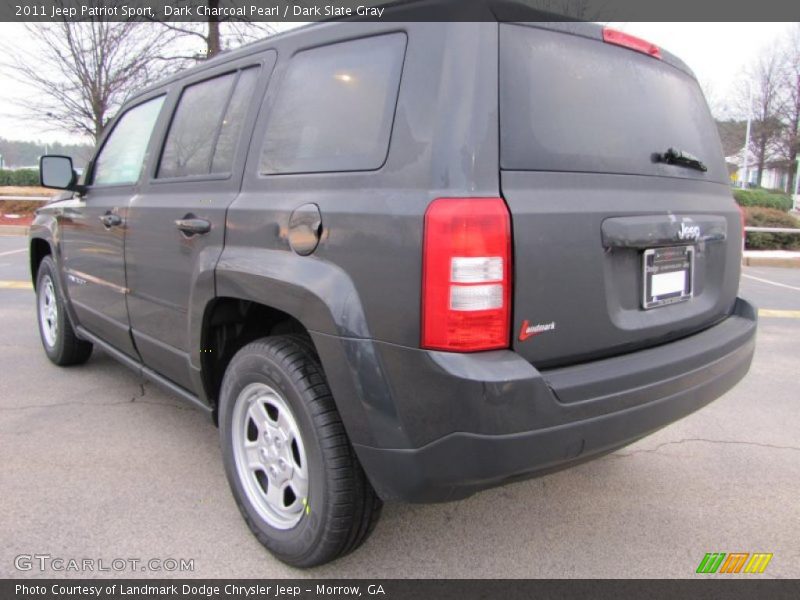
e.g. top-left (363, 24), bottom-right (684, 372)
top-left (342, 298), bottom-right (757, 502)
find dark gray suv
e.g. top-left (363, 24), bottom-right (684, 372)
top-left (31, 20), bottom-right (757, 567)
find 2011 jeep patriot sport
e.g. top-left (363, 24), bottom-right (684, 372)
top-left (31, 19), bottom-right (757, 567)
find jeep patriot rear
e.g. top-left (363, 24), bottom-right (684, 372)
top-left (30, 19), bottom-right (756, 567)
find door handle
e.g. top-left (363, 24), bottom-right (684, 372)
top-left (175, 216), bottom-right (211, 236)
top-left (99, 212), bottom-right (122, 228)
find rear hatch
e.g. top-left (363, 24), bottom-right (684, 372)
top-left (500, 23), bottom-right (741, 368)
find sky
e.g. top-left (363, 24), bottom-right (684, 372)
top-left (0, 21), bottom-right (796, 146)
top-left (612, 22), bottom-right (796, 115)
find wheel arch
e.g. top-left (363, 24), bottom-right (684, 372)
top-left (29, 237), bottom-right (52, 289)
top-left (198, 249), bottom-right (381, 446)
top-left (198, 296), bottom-right (309, 411)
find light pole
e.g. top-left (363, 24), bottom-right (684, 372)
top-left (794, 157), bottom-right (800, 210)
top-left (794, 112), bottom-right (800, 208)
top-left (741, 79), bottom-right (753, 189)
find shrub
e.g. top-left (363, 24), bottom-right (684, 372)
top-left (743, 206), bottom-right (800, 250)
top-left (733, 188), bottom-right (793, 212)
top-left (0, 168), bottom-right (40, 186)
top-left (12, 168), bottom-right (40, 186)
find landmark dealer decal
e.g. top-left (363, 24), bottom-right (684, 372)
top-left (519, 320), bottom-right (556, 342)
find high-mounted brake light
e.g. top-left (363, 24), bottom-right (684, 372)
top-left (422, 198), bottom-right (512, 352)
top-left (602, 27), bottom-right (662, 59)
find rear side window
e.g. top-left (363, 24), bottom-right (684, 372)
top-left (92, 96), bottom-right (164, 186)
top-left (159, 67), bottom-right (259, 179)
top-left (212, 69), bottom-right (260, 173)
top-left (259, 33), bottom-right (406, 175)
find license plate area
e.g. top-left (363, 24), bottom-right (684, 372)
top-left (643, 246), bottom-right (694, 309)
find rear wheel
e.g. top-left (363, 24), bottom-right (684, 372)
top-left (36, 256), bottom-right (93, 366)
top-left (219, 335), bottom-right (382, 567)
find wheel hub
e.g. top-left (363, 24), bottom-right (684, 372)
top-left (231, 382), bottom-right (309, 530)
top-left (38, 275), bottom-right (59, 347)
top-left (259, 424), bottom-right (294, 486)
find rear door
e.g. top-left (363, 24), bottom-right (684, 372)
top-left (124, 54), bottom-right (274, 391)
top-left (59, 94), bottom-right (166, 358)
top-left (500, 23), bottom-right (741, 368)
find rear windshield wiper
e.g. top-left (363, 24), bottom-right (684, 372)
top-left (655, 147), bottom-right (707, 172)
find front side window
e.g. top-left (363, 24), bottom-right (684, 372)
top-left (159, 67), bottom-right (260, 179)
top-left (92, 96), bottom-right (164, 186)
top-left (259, 34), bottom-right (407, 175)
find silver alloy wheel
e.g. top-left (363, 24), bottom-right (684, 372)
top-left (38, 275), bottom-right (58, 348)
top-left (232, 382), bottom-right (310, 530)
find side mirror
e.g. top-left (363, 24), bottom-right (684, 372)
top-left (40, 155), bottom-right (81, 191)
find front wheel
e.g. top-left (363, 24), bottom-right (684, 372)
top-left (36, 256), bottom-right (93, 366)
top-left (218, 335), bottom-right (382, 567)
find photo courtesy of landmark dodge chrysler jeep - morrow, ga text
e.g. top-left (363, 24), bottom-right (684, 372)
top-left (29, 16), bottom-right (757, 567)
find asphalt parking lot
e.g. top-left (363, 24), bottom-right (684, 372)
top-left (1, 233), bottom-right (798, 579)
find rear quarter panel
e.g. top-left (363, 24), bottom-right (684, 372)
top-left (218, 21), bottom-right (501, 347)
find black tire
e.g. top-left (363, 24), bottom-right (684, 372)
top-left (35, 256), bottom-right (93, 366)
top-left (218, 335), bottom-right (382, 568)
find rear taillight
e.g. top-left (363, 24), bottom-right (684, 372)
top-left (421, 198), bottom-right (511, 352)
top-left (602, 27), bottom-right (662, 59)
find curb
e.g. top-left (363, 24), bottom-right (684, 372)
top-left (0, 225), bottom-right (29, 236)
top-left (743, 256), bottom-right (800, 268)
top-left (743, 249), bottom-right (800, 269)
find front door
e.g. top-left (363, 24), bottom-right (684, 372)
top-left (60, 94), bottom-right (166, 357)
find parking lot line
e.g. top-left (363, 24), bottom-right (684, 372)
top-left (0, 248), bottom-right (26, 257)
top-left (0, 280), bottom-right (32, 289)
top-left (758, 309), bottom-right (800, 319)
top-left (741, 273), bottom-right (800, 293)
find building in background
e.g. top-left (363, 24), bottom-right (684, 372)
top-left (726, 147), bottom-right (795, 192)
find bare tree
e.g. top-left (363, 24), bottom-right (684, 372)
top-left (778, 24), bottom-right (800, 194)
top-left (1, 17), bottom-right (181, 142)
top-left (741, 46), bottom-right (786, 186)
top-left (155, 0), bottom-right (279, 61)
top-left (699, 77), bottom-right (727, 120)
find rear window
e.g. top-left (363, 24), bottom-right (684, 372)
top-left (259, 33), bottom-right (406, 175)
top-left (500, 24), bottom-right (726, 182)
